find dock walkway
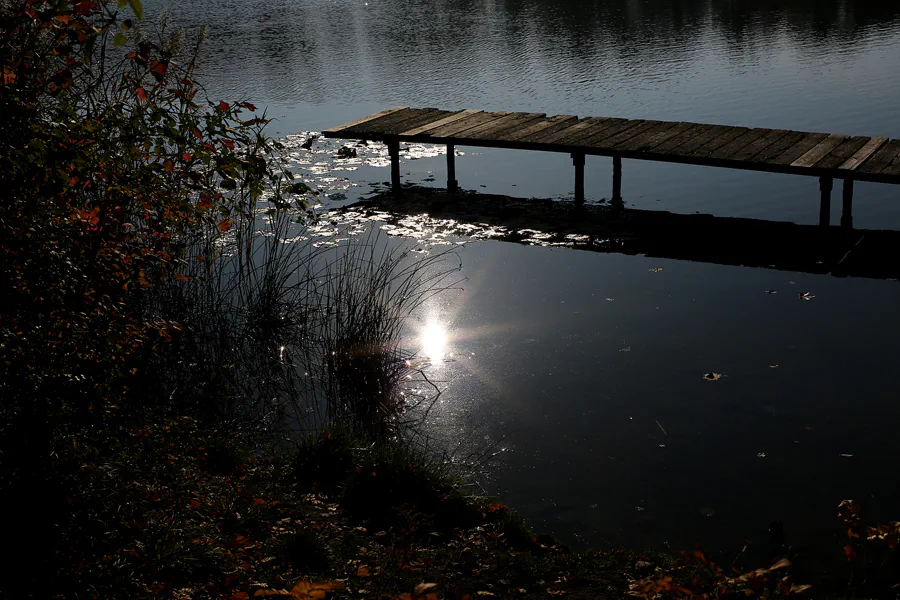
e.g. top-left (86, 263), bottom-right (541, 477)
top-left (323, 107), bottom-right (900, 228)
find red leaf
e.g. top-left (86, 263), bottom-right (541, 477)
top-left (73, 0), bottom-right (94, 16)
top-left (843, 544), bottom-right (857, 561)
top-left (231, 594), bottom-right (249, 600)
top-left (218, 100), bottom-right (230, 111)
top-left (218, 219), bottom-right (232, 232)
top-left (221, 138), bottom-right (236, 150)
top-left (136, 87), bottom-right (147, 101)
top-left (182, 152), bottom-right (192, 161)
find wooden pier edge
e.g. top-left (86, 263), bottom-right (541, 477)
top-left (323, 107), bottom-right (900, 228)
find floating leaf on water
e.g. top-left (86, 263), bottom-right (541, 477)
top-left (703, 372), bottom-right (723, 381)
top-left (700, 507), bottom-right (716, 517)
top-left (799, 292), bottom-right (816, 301)
top-left (770, 364), bottom-right (779, 369)
top-left (605, 297), bottom-right (615, 302)
top-left (649, 267), bottom-right (663, 273)
top-left (757, 452), bottom-right (767, 458)
top-left (840, 453), bottom-right (854, 458)
top-left (635, 506), bottom-right (645, 512)
top-left (765, 289), bottom-right (777, 294)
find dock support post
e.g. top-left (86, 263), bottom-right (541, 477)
top-left (388, 137), bottom-right (401, 197)
top-left (447, 143), bottom-right (457, 195)
top-left (612, 155), bottom-right (622, 204)
top-left (841, 178), bottom-right (854, 229)
top-left (819, 176), bottom-right (832, 227)
top-left (572, 152), bottom-right (585, 204)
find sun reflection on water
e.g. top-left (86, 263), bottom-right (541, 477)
top-left (421, 322), bottom-right (448, 362)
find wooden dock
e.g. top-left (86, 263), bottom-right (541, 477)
top-left (323, 106), bottom-right (900, 228)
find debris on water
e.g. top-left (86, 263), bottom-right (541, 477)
top-left (336, 146), bottom-right (357, 159)
top-left (590, 503), bottom-right (598, 509)
top-left (703, 372), bottom-right (723, 381)
top-left (649, 267), bottom-right (663, 272)
top-left (700, 507), bottom-right (716, 517)
top-left (658, 444), bottom-right (666, 448)
top-left (635, 506), bottom-right (645, 512)
top-left (757, 452), bottom-right (767, 458)
top-left (799, 292), bottom-right (815, 301)
top-left (605, 297), bottom-right (614, 302)
top-left (656, 420), bottom-right (668, 436)
top-left (789, 281), bottom-right (796, 284)
top-left (300, 134), bottom-right (317, 150)
top-left (769, 364), bottom-right (779, 369)
top-left (620, 347), bottom-right (631, 352)
top-left (765, 289), bottom-right (777, 294)
top-left (840, 453), bottom-right (854, 458)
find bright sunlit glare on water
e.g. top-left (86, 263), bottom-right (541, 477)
top-left (420, 322), bottom-right (448, 362)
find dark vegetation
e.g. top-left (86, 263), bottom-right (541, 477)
top-left (2, 1), bottom-right (899, 598)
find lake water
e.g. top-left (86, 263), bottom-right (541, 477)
top-left (147, 0), bottom-right (900, 564)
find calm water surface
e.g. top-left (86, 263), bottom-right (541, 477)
top-left (147, 0), bottom-right (900, 558)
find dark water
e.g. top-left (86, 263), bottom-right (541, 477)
top-left (147, 0), bottom-right (900, 559)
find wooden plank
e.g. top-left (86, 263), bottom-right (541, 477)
top-left (323, 106), bottom-right (409, 133)
top-left (426, 111), bottom-right (510, 137)
top-left (401, 109), bottom-right (479, 136)
top-left (651, 123), bottom-right (718, 154)
top-left (563, 118), bottom-right (639, 147)
top-left (610, 121), bottom-right (678, 152)
top-left (642, 122), bottom-right (708, 153)
top-left (669, 125), bottom-right (737, 156)
top-left (814, 136), bottom-right (871, 170)
top-left (728, 129), bottom-right (790, 162)
top-left (376, 109), bottom-right (454, 135)
top-left (542, 117), bottom-right (616, 145)
top-left (770, 132), bottom-right (829, 166)
top-left (701, 128), bottom-right (770, 160)
top-left (839, 137), bottom-right (888, 171)
top-left (790, 133), bottom-right (849, 168)
top-left (556, 118), bottom-right (627, 146)
top-left (588, 120), bottom-right (665, 149)
top-left (746, 131), bottom-right (807, 163)
top-left (342, 107), bottom-right (432, 134)
top-left (499, 115), bottom-right (576, 141)
top-left (466, 112), bottom-right (546, 140)
top-left (882, 152), bottom-right (900, 177)
top-left (857, 139), bottom-right (900, 174)
top-left (514, 116), bottom-right (586, 143)
top-left (453, 112), bottom-right (526, 139)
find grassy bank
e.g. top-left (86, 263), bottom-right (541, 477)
top-left (28, 414), bottom-right (642, 599)
top-left (21, 411), bottom-right (885, 600)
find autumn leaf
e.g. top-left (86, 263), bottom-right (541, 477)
top-left (288, 580), bottom-right (344, 600)
top-left (703, 372), bottom-right (723, 381)
top-left (136, 87), bottom-right (147, 101)
top-left (356, 565), bottom-right (371, 577)
top-left (174, 273), bottom-right (189, 282)
top-left (789, 584), bottom-right (813, 595)
top-left (413, 583), bottom-right (437, 598)
top-left (218, 101), bottom-right (230, 112)
top-left (254, 590), bottom-right (291, 598)
top-left (218, 219), bottom-right (233, 232)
